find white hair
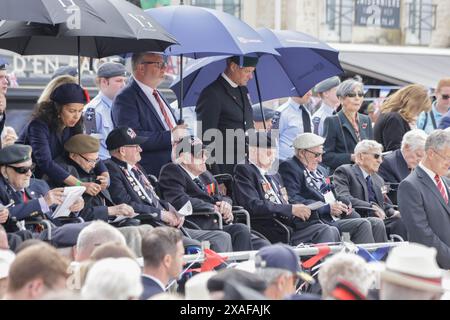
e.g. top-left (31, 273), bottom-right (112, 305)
top-left (425, 129), bottom-right (450, 152)
top-left (81, 258), bottom-right (143, 300)
top-left (318, 252), bottom-right (373, 299)
top-left (76, 221), bottom-right (126, 259)
top-left (354, 140), bottom-right (383, 155)
top-left (401, 129), bottom-right (428, 151)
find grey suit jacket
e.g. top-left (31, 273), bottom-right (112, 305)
top-left (398, 166), bottom-right (450, 269)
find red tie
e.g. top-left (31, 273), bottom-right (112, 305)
top-left (434, 174), bottom-right (448, 204)
top-left (22, 191), bottom-right (29, 203)
top-left (152, 90), bottom-right (174, 130)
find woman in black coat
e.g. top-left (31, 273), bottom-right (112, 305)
top-left (322, 79), bottom-right (373, 172)
top-left (374, 84), bottom-right (431, 152)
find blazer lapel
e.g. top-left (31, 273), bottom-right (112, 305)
top-left (218, 76), bottom-right (244, 111)
top-left (132, 80), bottom-right (166, 129)
top-left (353, 165), bottom-right (369, 201)
top-left (338, 111), bottom-right (358, 143)
top-left (416, 166), bottom-right (450, 215)
top-left (295, 158), bottom-right (325, 200)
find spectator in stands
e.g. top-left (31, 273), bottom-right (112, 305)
top-left (252, 105), bottom-right (275, 131)
top-left (0, 60), bottom-right (8, 95)
top-left (311, 76), bottom-right (341, 136)
top-left (322, 79), bottom-right (372, 172)
top-left (318, 252), bottom-right (372, 300)
top-left (0, 241), bottom-right (15, 298)
top-left (378, 129), bottom-right (428, 204)
top-left (417, 78), bottom-right (450, 132)
top-left (380, 243), bottom-right (443, 300)
top-left (81, 257), bottom-right (143, 300)
top-left (398, 130), bottom-right (450, 269)
top-left (1, 126), bottom-right (17, 147)
top-left (333, 140), bottom-right (407, 240)
top-left (84, 62), bottom-right (128, 160)
top-left (18, 83), bottom-right (111, 190)
top-left (4, 243), bottom-right (69, 300)
top-left (141, 227), bottom-right (184, 300)
top-left (374, 84), bottom-right (431, 152)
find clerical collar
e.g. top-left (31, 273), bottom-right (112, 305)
top-left (221, 73), bottom-right (238, 88)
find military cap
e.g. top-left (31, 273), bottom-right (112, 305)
top-left (97, 62), bottom-right (128, 79)
top-left (314, 76), bottom-right (341, 94)
top-left (64, 134), bottom-right (100, 154)
top-left (248, 131), bottom-right (276, 149)
top-left (252, 105), bottom-right (275, 122)
top-left (229, 55), bottom-right (259, 68)
top-left (51, 66), bottom-right (78, 80)
top-left (0, 144), bottom-right (32, 165)
top-left (106, 127), bottom-right (148, 150)
top-left (293, 132), bottom-right (325, 150)
top-left (50, 83), bottom-right (87, 105)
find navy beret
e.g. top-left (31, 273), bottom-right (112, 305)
top-left (252, 105), bottom-right (275, 122)
top-left (51, 66), bottom-right (78, 80)
top-left (97, 62), bottom-right (128, 78)
top-left (230, 56), bottom-right (259, 68)
top-left (0, 144), bottom-right (32, 165)
top-left (106, 127), bottom-right (147, 150)
top-left (50, 83), bottom-right (87, 105)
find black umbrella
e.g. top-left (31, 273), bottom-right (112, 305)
top-left (0, 0), bottom-right (99, 24)
top-left (0, 0), bottom-right (178, 82)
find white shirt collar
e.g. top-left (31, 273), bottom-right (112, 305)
top-left (250, 160), bottom-right (267, 176)
top-left (359, 166), bottom-right (370, 179)
top-left (179, 164), bottom-right (198, 180)
top-left (133, 76), bottom-right (157, 95)
top-left (221, 73), bottom-right (238, 88)
top-left (419, 163), bottom-right (439, 184)
top-left (142, 274), bottom-right (166, 291)
top-left (288, 97), bottom-right (300, 108)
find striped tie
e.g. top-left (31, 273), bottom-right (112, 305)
top-left (434, 174), bottom-right (448, 204)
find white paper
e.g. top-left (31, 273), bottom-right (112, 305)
top-left (177, 201), bottom-right (193, 217)
top-left (111, 213), bottom-right (138, 223)
top-left (306, 201), bottom-right (327, 211)
top-left (52, 186), bottom-right (86, 218)
top-left (323, 191), bottom-right (336, 204)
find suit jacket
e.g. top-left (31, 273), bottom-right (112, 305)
top-left (140, 276), bottom-right (164, 300)
top-left (398, 166), bottom-right (450, 268)
top-left (159, 162), bottom-right (231, 229)
top-left (104, 157), bottom-right (167, 221)
top-left (378, 149), bottom-right (410, 204)
top-left (322, 110), bottom-right (373, 171)
top-left (333, 164), bottom-right (395, 217)
top-left (374, 112), bottom-right (411, 152)
top-left (111, 79), bottom-right (176, 177)
top-left (196, 76), bottom-right (254, 175)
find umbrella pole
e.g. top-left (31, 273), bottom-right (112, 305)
top-left (77, 36), bottom-right (81, 85)
top-left (254, 70), bottom-right (267, 130)
top-left (178, 54), bottom-right (184, 125)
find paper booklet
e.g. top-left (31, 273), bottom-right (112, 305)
top-left (306, 201), bottom-right (328, 211)
top-left (177, 201), bottom-right (193, 217)
top-left (52, 186), bottom-right (86, 219)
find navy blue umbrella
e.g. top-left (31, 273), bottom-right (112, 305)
top-left (171, 28), bottom-right (344, 108)
top-left (146, 5), bottom-right (278, 122)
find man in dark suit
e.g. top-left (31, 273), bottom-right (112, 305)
top-left (196, 56), bottom-right (258, 175)
top-left (111, 52), bottom-right (188, 177)
top-left (398, 130), bottom-right (450, 268)
top-left (104, 127), bottom-right (233, 253)
top-left (378, 129), bottom-right (428, 204)
top-left (159, 135), bottom-right (270, 251)
top-left (233, 131), bottom-right (340, 245)
top-left (140, 227), bottom-right (184, 299)
top-left (279, 133), bottom-right (387, 243)
top-left (333, 140), bottom-right (407, 241)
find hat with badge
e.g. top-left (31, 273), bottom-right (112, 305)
top-left (106, 126), bottom-right (148, 150)
top-left (248, 131), bottom-right (276, 149)
top-left (51, 66), bottom-right (78, 80)
top-left (97, 62), bottom-right (128, 79)
top-left (293, 132), bottom-right (325, 150)
top-left (229, 55), bottom-right (259, 68)
top-left (252, 105), bottom-right (275, 122)
top-left (314, 76), bottom-right (341, 94)
top-left (64, 134), bottom-right (100, 154)
top-left (0, 144), bottom-right (32, 165)
top-left (50, 83), bottom-right (87, 105)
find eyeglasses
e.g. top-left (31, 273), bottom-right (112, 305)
top-left (140, 61), bottom-right (167, 69)
top-left (432, 149), bottom-right (450, 161)
top-left (305, 149), bottom-right (324, 158)
top-left (7, 163), bottom-right (35, 174)
top-left (78, 154), bottom-right (99, 165)
top-left (345, 92), bottom-right (365, 98)
top-left (441, 94), bottom-right (450, 100)
top-left (363, 152), bottom-right (382, 159)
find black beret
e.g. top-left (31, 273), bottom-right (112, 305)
top-left (106, 127), bottom-right (147, 150)
top-left (97, 62), bottom-right (128, 78)
top-left (230, 56), bottom-right (259, 68)
top-left (50, 83), bottom-right (87, 105)
top-left (64, 134), bottom-right (100, 154)
top-left (252, 105), bottom-right (275, 122)
top-left (0, 144), bottom-right (32, 165)
top-left (248, 131), bottom-right (276, 149)
top-left (207, 269), bottom-right (266, 293)
top-left (51, 66), bottom-right (78, 80)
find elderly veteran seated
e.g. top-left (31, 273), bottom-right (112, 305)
top-left (49, 134), bottom-right (137, 225)
top-left (252, 105), bottom-right (275, 131)
top-left (0, 144), bottom-right (89, 248)
top-left (159, 135), bottom-right (270, 251)
top-left (233, 131), bottom-right (340, 245)
top-left (333, 140), bottom-right (408, 241)
top-left (378, 129), bottom-right (428, 204)
top-left (380, 243), bottom-right (444, 300)
top-left (279, 133), bottom-right (387, 243)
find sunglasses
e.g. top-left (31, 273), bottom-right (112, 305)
top-left (7, 163), bottom-right (35, 174)
top-left (441, 94), bottom-right (450, 100)
top-left (363, 152), bottom-right (382, 159)
top-left (305, 149), bottom-right (324, 158)
top-left (345, 92), bottom-right (365, 98)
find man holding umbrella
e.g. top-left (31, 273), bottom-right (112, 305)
top-left (196, 56), bottom-right (258, 175)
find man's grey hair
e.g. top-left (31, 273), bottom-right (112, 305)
top-left (76, 221), bottom-right (126, 259)
top-left (336, 79), bottom-right (364, 98)
top-left (354, 140), bottom-right (383, 155)
top-left (380, 281), bottom-right (440, 300)
top-left (318, 252), bottom-right (373, 299)
top-left (256, 267), bottom-right (291, 286)
top-left (81, 257), bottom-right (143, 300)
top-left (401, 129), bottom-right (428, 151)
top-left (425, 129), bottom-right (450, 152)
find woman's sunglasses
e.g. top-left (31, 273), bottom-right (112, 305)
top-left (7, 163), bottom-right (36, 174)
top-left (345, 92), bottom-right (365, 98)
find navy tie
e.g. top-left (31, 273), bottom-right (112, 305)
top-left (366, 175), bottom-right (377, 203)
top-left (300, 105), bottom-right (312, 133)
top-left (193, 177), bottom-right (206, 192)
